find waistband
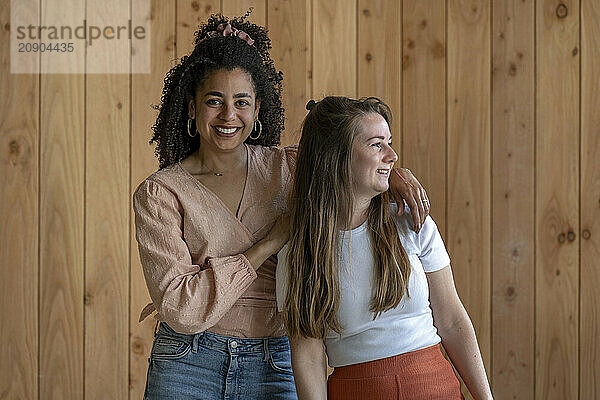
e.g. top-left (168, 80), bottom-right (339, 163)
top-left (330, 344), bottom-right (444, 379)
top-left (155, 321), bottom-right (290, 355)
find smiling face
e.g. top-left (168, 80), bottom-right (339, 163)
top-left (188, 68), bottom-right (261, 153)
top-left (350, 113), bottom-right (398, 204)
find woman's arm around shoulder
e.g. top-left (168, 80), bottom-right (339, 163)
top-left (389, 167), bottom-right (430, 232)
top-left (426, 266), bottom-right (493, 400)
top-left (286, 143), bottom-right (429, 232)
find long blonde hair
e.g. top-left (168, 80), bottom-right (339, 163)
top-left (284, 97), bottom-right (411, 339)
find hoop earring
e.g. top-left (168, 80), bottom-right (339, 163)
top-left (187, 118), bottom-right (197, 138)
top-left (250, 119), bottom-right (262, 140)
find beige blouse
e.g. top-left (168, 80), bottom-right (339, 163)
top-left (133, 144), bottom-right (296, 337)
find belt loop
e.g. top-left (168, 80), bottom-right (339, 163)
top-left (192, 333), bottom-right (200, 354)
top-left (263, 338), bottom-right (269, 361)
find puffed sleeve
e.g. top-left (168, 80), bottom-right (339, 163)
top-left (133, 179), bottom-right (257, 334)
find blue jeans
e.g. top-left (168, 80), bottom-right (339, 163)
top-left (143, 322), bottom-right (297, 399)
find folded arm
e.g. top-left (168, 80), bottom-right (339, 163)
top-left (134, 179), bottom-right (265, 334)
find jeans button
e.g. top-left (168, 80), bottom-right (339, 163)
top-left (230, 340), bottom-right (238, 348)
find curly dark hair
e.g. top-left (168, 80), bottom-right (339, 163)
top-left (150, 13), bottom-right (284, 169)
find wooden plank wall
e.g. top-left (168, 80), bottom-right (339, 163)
top-left (581, 1), bottom-right (600, 399)
top-left (401, 0), bottom-right (445, 233)
top-left (491, 1), bottom-right (535, 399)
top-left (447, 7), bottom-right (491, 398)
top-left (38, 0), bottom-right (84, 397)
top-left (1, 1), bottom-right (599, 399)
top-left (1, 1), bottom-right (39, 399)
top-left (536, 1), bottom-right (580, 399)
top-left (129, 2), bottom-right (178, 398)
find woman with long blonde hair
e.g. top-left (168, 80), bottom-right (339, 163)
top-left (276, 97), bottom-right (492, 399)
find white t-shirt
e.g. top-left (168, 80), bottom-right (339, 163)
top-left (276, 204), bottom-right (451, 367)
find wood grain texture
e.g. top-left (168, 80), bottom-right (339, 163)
top-left (268, 0), bottom-right (311, 146)
top-left (84, 83), bottom-right (130, 399)
top-left (0, 2), bottom-right (39, 399)
top-left (129, 1), bottom-right (176, 398)
top-left (401, 0), bottom-right (445, 231)
top-left (535, 1), bottom-right (580, 399)
top-left (357, 0), bottom-right (402, 159)
top-left (580, 0), bottom-right (600, 398)
top-left (84, 1), bottom-right (130, 398)
top-left (447, 1), bottom-right (491, 397)
top-left (38, 0), bottom-right (85, 398)
top-left (176, 0), bottom-right (220, 57)
top-left (490, 1), bottom-right (535, 398)
top-left (3, 2), bottom-right (600, 398)
top-left (312, 0), bottom-right (356, 98)
top-left (222, 0), bottom-right (265, 25)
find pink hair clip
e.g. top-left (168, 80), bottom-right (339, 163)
top-left (201, 22), bottom-right (255, 46)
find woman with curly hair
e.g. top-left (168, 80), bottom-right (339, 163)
top-left (133, 13), bottom-right (431, 400)
top-left (277, 97), bottom-right (492, 400)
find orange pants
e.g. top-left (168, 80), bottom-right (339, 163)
top-left (327, 345), bottom-right (463, 400)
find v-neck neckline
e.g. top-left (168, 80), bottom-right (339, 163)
top-left (177, 144), bottom-right (252, 228)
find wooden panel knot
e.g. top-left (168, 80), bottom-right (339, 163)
top-left (582, 229), bottom-right (591, 240)
top-left (8, 139), bottom-right (20, 156)
top-left (131, 338), bottom-right (145, 355)
top-left (7, 137), bottom-right (31, 167)
top-left (567, 230), bottom-right (576, 242)
top-left (166, 34), bottom-right (176, 52)
top-left (365, 53), bottom-right (372, 62)
top-left (512, 247), bottom-right (519, 258)
top-left (557, 232), bottom-right (566, 243)
top-left (431, 41), bottom-right (445, 58)
top-left (505, 286), bottom-right (516, 300)
top-left (402, 55), bottom-right (410, 69)
top-left (556, 3), bottom-right (568, 18)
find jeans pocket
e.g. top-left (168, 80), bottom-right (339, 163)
top-left (268, 348), bottom-right (294, 375)
top-left (150, 336), bottom-right (191, 360)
